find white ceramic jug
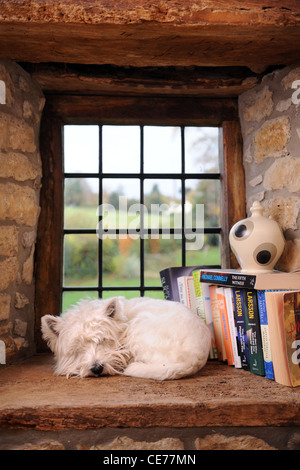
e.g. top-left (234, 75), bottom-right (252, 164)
top-left (229, 201), bottom-right (285, 273)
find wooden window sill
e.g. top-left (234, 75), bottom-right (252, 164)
top-left (1, 355), bottom-right (300, 431)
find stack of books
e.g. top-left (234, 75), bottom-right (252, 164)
top-left (160, 266), bottom-right (300, 387)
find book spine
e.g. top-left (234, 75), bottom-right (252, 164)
top-left (209, 285), bottom-right (226, 362)
top-left (216, 287), bottom-right (234, 366)
top-left (160, 269), bottom-right (172, 300)
top-left (201, 283), bottom-right (218, 360)
top-left (200, 270), bottom-right (257, 289)
top-left (186, 277), bottom-right (197, 314)
top-left (232, 289), bottom-right (250, 371)
top-left (224, 288), bottom-right (242, 368)
top-left (192, 271), bottom-right (218, 359)
top-left (257, 290), bottom-right (275, 380)
top-left (192, 270), bottom-right (205, 319)
top-left (177, 277), bottom-right (187, 305)
top-left (244, 289), bottom-right (265, 376)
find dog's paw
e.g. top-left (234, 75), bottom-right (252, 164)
top-left (123, 362), bottom-right (147, 378)
top-left (123, 361), bottom-right (184, 380)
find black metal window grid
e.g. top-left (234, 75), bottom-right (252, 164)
top-left (62, 125), bottom-right (221, 307)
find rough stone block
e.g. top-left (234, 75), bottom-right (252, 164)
top-left (22, 101), bottom-right (33, 120)
top-left (11, 440), bottom-right (65, 451)
top-left (18, 75), bottom-right (30, 93)
top-left (14, 337), bottom-right (27, 351)
top-left (0, 257), bottom-right (18, 290)
top-left (282, 68), bottom-right (300, 89)
top-left (195, 433), bottom-right (276, 450)
top-left (0, 112), bottom-right (36, 153)
top-left (249, 174), bottom-right (263, 187)
top-left (0, 226), bottom-right (18, 256)
top-left (0, 152), bottom-right (41, 181)
top-left (14, 319), bottom-right (27, 337)
top-left (91, 436), bottom-right (184, 450)
top-left (264, 156), bottom-right (300, 193)
top-left (277, 238), bottom-right (300, 272)
top-left (0, 182), bottom-right (40, 226)
top-left (276, 98), bottom-right (292, 112)
top-left (0, 322), bottom-right (12, 336)
top-left (0, 294), bottom-right (11, 321)
top-left (253, 116), bottom-right (290, 163)
top-left (15, 292), bottom-right (29, 309)
top-left (262, 197), bottom-right (300, 231)
top-left (243, 86), bottom-right (273, 123)
top-left (21, 230), bottom-right (36, 248)
top-left (22, 245), bottom-right (35, 285)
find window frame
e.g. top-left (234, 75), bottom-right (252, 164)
top-left (62, 124), bottom-right (221, 303)
top-left (35, 94), bottom-right (245, 351)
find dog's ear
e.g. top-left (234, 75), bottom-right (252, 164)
top-left (105, 298), bottom-right (121, 319)
top-left (41, 315), bottom-right (63, 350)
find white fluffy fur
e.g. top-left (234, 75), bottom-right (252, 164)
top-left (41, 296), bottom-right (211, 380)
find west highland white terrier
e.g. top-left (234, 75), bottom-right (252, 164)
top-left (41, 296), bottom-right (211, 380)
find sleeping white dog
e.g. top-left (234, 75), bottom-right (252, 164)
top-left (41, 296), bottom-right (211, 380)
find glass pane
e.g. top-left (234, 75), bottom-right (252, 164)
top-left (144, 236), bottom-right (182, 286)
top-left (144, 290), bottom-right (165, 299)
top-left (102, 125), bottom-right (140, 173)
top-left (144, 179), bottom-right (182, 231)
top-left (63, 234), bottom-right (98, 287)
top-left (185, 234), bottom-right (221, 266)
top-left (102, 237), bottom-right (140, 287)
top-left (62, 291), bottom-right (98, 313)
top-left (185, 127), bottom-right (219, 173)
top-left (144, 126), bottom-right (181, 173)
top-left (64, 178), bottom-right (98, 229)
top-left (64, 125), bottom-right (99, 173)
top-left (185, 179), bottom-right (220, 228)
top-left (101, 179), bottom-right (140, 231)
top-left (102, 290), bottom-right (140, 300)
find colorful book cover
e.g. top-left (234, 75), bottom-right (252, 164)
top-left (232, 289), bottom-right (250, 371)
top-left (200, 269), bottom-right (256, 289)
top-left (199, 268), bottom-right (300, 291)
top-left (283, 291), bottom-right (300, 387)
top-left (256, 290), bottom-right (275, 380)
top-left (244, 289), bottom-right (265, 376)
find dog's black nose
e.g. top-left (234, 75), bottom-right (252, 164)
top-left (91, 364), bottom-right (104, 376)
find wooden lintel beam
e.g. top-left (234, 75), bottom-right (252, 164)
top-left (21, 63), bottom-right (260, 97)
top-left (0, 0), bottom-right (299, 27)
top-left (0, 22), bottom-right (299, 71)
top-left (0, 1), bottom-right (299, 69)
top-left (45, 94), bottom-right (238, 126)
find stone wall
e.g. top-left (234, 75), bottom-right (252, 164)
top-left (0, 427), bottom-right (291, 450)
top-left (0, 60), bottom-right (44, 363)
top-left (239, 64), bottom-right (300, 272)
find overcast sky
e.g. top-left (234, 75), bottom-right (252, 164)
top-left (64, 125), bottom-right (219, 199)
